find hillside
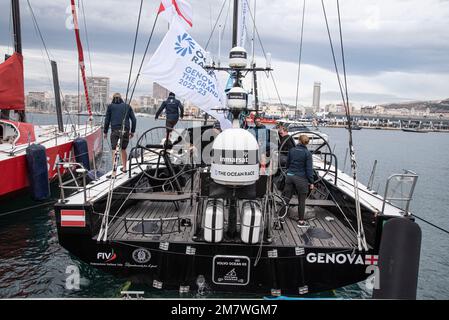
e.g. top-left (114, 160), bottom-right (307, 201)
top-left (382, 99), bottom-right (449, 113)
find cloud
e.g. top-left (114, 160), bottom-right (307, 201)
top-left (1, 0), bottom-right (448, 104)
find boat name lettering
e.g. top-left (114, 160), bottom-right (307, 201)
top-left (306, 253), bottom-right (379, 265)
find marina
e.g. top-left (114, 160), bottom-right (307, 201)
top-left (1, 0), bottom-right (449, 302)
top-left (1, 117), bottom-right (449, 299)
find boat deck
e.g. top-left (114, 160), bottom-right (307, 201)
top-left (105, 196), bottom-right (359, 249)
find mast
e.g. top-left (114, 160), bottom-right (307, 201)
top-left (12, 0), bottom-right (22, 55)
top-left (70, 0), bottom-right (93, 123)
top-left (51, 61), bottom-right (64, 132)
top-left (232, 0), bottom-right (239, 48)
top-left (253, 65), bottom-right (259, 112)
top-left (1, 0), bottom-right (25, 121)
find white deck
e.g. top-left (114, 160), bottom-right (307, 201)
top-left (63, 154), bottom-right (406, 221)
top-left (314, 156), bottom-right (405, 218)
top-left (0, 124), bottom-right (101, 160)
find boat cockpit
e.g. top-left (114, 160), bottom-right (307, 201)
top-left (0, 120), bottom-right (19, 145)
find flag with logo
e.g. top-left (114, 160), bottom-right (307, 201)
top-left (158, 0), bottom-right (193, 29)
top-left (143, 7), bottom-right (232, 130)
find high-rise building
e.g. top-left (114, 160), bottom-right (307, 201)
top-left (87, 77), bottom-right (110, 113)
top-left (27, 92), bottom-right (53, 112)
top-left (312, 82), bottom-right (321, 111)
top-left (64, 94), bottom-right (86, 113)
top-left (153, 82), bottom-right (170, 100)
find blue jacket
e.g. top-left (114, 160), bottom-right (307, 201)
top-left (155, 97), bottom-right (184, 121)
top-left (104, 103), bottom-right (137, 134)
top-left (287, 144), bottom-right (314, 183)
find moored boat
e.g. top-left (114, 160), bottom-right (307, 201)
top-left (53, 0), bottom-right (422, 298)
top-left (0, 0), bottom-right (102, 204)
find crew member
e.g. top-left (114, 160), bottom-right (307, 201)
top-left (104, 93), bottom-right (137, 173)
top-left (282, 135), bottom-right (315, 226)
top-left (278, 125), bottom-right (295, 167)
top-left (155, 92), bottom-right (184, 138)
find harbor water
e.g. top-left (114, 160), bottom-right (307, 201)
top-left (0, 113), bottom-right (448, 299)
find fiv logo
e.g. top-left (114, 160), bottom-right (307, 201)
top-left (97, 249), bottom-right (117, 263)
top-left (175, 33), bottom-right (195, 57)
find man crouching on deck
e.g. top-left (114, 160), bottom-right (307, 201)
top-left (104, 93), bottom-right (137, 173)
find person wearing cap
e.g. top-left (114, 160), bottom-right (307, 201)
top-left (155, 92), bottom-right (184, 138)
top-left (104, 93), bottom-right (137, 173)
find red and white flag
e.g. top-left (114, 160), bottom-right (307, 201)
top-left (61, 210), bottom-right (86, 228)
top-left (158, 0), bottom-right (193, 28)
top-left (365, 255), bottom-right (379, 266)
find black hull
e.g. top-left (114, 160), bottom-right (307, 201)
top-left (55, 170), bottom-right (383, 297)
top-left (58, 233), bottom-right (375, 296)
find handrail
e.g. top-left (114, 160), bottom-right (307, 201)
top-left (56, 161), bottom-right (88, 203)
top-left (124, 216), bottom-right (182, 236)
top-left (381, 170), bottom-right (419, 216)
top-left (315, 152), bottom-right (338, 185)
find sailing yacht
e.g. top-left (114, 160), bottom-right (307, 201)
top-left (53, 0), bottom-right (421, 297)
top-left (0, 0), bottom-right (102, 202)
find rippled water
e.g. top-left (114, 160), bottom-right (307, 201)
top-left (0, 114), bottom-right (448, 299)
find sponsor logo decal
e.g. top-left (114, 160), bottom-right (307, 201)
top-left (175, 33), bottom-right (195, 57)
top-left (97, 249), bottom-right (117, 263)
top-left (306, 253), bottom-right (379, 265)
top-left (224, 268), bottom-right (238, 282)
top-left (132, 248), bottom-right (152, 264)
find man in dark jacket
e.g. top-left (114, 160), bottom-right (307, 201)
top-left (278, 125), bottom-right (296, 167)
top-left (104, 93), bottom-right (137, 173)
top-left (282, 135), bottom-right (315, 226)
top-left (155, 92), bottom-right (184, 138)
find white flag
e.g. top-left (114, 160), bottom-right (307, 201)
top-left (143, 15), bottom-right (232, 130)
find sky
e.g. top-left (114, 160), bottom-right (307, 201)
top-left (1, 0), bottom-right (449, 106)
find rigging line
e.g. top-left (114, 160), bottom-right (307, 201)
top-left (125, 0), bottom-right (144, 105)
top-left (128, 14), bottom-right (160, 105)
top-left (269, 72), bottom-right (285, 109)
top-left (26, 0), bottom-right (52, 62)
top-left (204, 0), bottom-right (228, 50)
top-left (222, 0), bottom-right (232, 42)
top-left (244, 0), bottom-right (266, 59)
top-left (321, 0), bottom-right (367, 250)
top-left (101, 0), bottom-right (145, 242)
top-left (335, 0), bottom-right (367, 250)
top-left (0, 201), bottom-right (55, 218)
top-left (80, 0), bottom-right (93, 78)
top-left (320, 0), bottom-right (346, 109)
top-left (27, 0), bottom-right (76, 126)
top-left (412, 214), bottom-right (449, 236)
top-left (251, 0), bottom-right (256, 63)
top-left (244, 0), bottom-right (284, 107)
top-left (337, 0), bottom-right (350, 114)
top-left (7, 0), bottom-right (12, 54)
top-left (295, 0), bottom-right (306, 111)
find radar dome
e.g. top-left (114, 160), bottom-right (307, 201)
top-left (211, 128), bottom-right (260, 186)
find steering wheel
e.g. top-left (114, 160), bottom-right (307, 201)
top-left (278, 131), bottom-right (335, 185)
top-left (135, 126), bottom-right (191, 182)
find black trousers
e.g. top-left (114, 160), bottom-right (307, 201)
top-left (282, 175), bottom-right (309, 220)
